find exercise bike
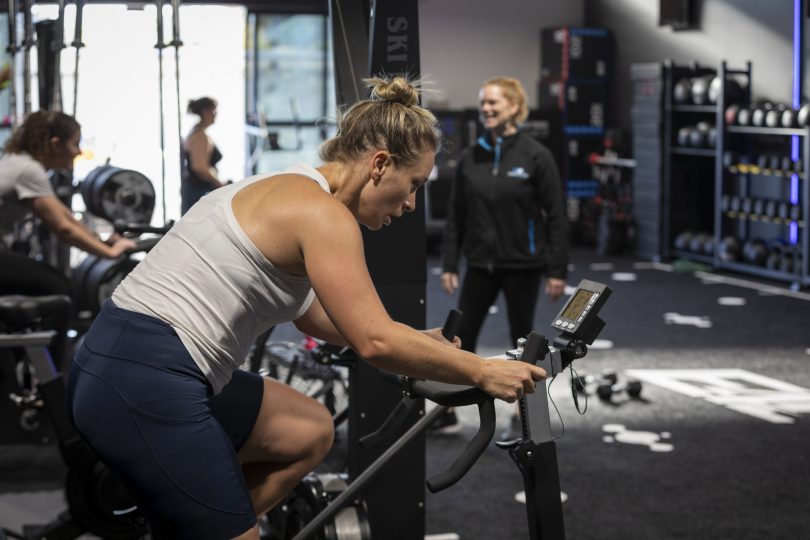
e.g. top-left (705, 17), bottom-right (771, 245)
top-left (284, 279), bottom-right (611, 540)
top-left (0, 294), bottom-right (148, 540)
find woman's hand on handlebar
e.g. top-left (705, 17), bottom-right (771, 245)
top-left (479, 357), bottom-right (547, 403)
top-left (107, 237), bottom-right (138, 257)
top-left (422, 327), bottom-right (461, 348)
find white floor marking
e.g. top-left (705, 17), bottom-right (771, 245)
top-left (663, 312), bottom-right (712, 328)
top-left (488, 305), bottom-right (499, 314)
top-left (611, 272), bottom-right (637, 281)
top-left (625, 369), bottom-right (810, 424)
top-left (514, 491), bottom-right (567, 504)
top-left (425, 534), bottom-right (460, 540)
top-left (589, 262), bottom-right (614, 271)
top-left (693, 271), bottom-right (810, 301)
top-left (806, 349), bottom-right (810, 356)
top-left (602, 424), bottom-right (674, 453)
top-left (589, 339), bottom-right (614, 350)
top-left (717, 296), bottom-right (746, 306)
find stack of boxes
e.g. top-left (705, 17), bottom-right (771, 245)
top-left (629, 63), bottom-right (665, 260)
top-left (539, 26), bottom-right (613, 244)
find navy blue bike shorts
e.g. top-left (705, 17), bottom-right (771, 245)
top-left (65, 300), bottom-right (264, 539)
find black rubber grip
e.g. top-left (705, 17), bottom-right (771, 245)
top-left (426, 398), bottom-right (496, 493)
top-left (442, 309), bottom-right (464, 341)
top-left (520, 331), bottom-right (549, 365)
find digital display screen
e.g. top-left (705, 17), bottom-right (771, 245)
top-left (561, 289), bottom-right (594, 321)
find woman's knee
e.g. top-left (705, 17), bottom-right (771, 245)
top-left (305, 400), bottom-right (335, 462)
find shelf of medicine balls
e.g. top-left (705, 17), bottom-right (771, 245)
top-left (662, 62), bottom-right (727, 261)
top-left (718, 85), bottom-right (809, 287)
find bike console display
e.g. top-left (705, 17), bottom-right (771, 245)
top-left (550, 279), bottom-right (611, 344)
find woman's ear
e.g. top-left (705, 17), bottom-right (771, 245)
top-left (49, 136), bottom-right (61, 147)
top-left (371, 151), bottom-right (391, 183)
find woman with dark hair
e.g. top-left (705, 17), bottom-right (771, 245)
top-left (181, 96), bottom-right (225, 214)
top-left (0, 110), bottom-right (136, 366)
top-left (65, 76), bottom-right (547, 540)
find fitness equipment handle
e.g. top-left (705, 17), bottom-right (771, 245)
top-left (414, 381), bottom-right (495, 493)
top-left (114, 220), bottom-right (174, 235)
top-left (359, 309), bottom-right (464, 449)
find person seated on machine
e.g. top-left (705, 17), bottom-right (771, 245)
top-left (0, 111), bottom-right (136, 367)
top-left (64, 76), bottom-right (549, 540)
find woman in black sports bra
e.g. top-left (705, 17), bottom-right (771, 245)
top-left (181, 96), bottom-right (226, 214)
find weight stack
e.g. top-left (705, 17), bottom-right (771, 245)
top-left (630, 63), bottom-right (665, 260)
top-left (540, 26), bottom-right (613, 245)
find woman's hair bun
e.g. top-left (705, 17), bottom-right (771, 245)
top-left (366, 76), bottom-right (419, 107)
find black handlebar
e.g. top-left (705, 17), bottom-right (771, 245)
top-left (441, 308), bottom-right (463, 341)
top-left (114, 220), bottom-right (174, 236)
top-left (409, 380), bottom-right (495, 493)
top-left (360, 309), bottom-right (500, 492)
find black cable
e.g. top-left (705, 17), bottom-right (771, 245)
top-left (569, 362), bottom-right (588, 415)
top-left (547, 374), bottom-right (565, 441)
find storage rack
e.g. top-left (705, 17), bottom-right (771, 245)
top-left (714, 61), bottom-right (809, 288)
top-left (662, 61), bottom-right (719, 264)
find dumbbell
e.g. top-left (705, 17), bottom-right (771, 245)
top-left (718, 236), bottom-right (742, 261)
top-left (740, 197), bottom-right (755, 215)
top-left (764, 199), bottom-right (779, 218)
top-left (751, 102), bottom-right (774, 127)
top-left (689, 232), bottom-right (711, 253)
top-left (777, 201), bottom-right (790, 220)
top-left (673, 78), bottom-right (693, 104)
top-left (736, 106), bottom-right (753, 126)
top-left (706, 126), bottom-right (717, 148)
top-left (690, 75), bottom-right (714, 105)
top-left (752, 198), bottom-right (766, 217)
top-left (765, 242), bottom-right (787, 271)
top-left (722, 150), bottom-right (737, 169)
top-left (688, 124), bottom-right (710, 147)
top-left (798, 103), bottom-right (810, 127)
top-left (765, 104), bottom-right (787, 128)
top-left (702, 235), bottom-right (715, 256)
top-left (676, 126), bottom-right (692, 147)
top-left (597, 378), bottom-right (643, 401)
top-left (709, 76), bottom-right (745, 105)
top-left (782, 108), bottom-right (798, 128)
top-left (727, 195), bottom-right (742, 213)
top-left (573, 371), bottom-right (617, 395)
top-left (780, 156), bottom-right (795, 173)
top-left (779, 248), bottom-right (799, 273)
top-left (721, 194), bottom-right (732, 212)
top-left (724, 104), bottom-right (740, 125)
top-left (743, 238), bottom-right (768, 266)
top-left (674, 231), bottom-right (693, 251)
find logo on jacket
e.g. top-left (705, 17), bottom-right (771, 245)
top-left (507, 166), bottom-right (530, 179)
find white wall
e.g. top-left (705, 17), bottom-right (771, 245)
top-left (419, 0), bottom-right (584, 109)
top-left (586, 0), bottom-right (798, 129)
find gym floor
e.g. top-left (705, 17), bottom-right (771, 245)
top-left (1, 247), bottom-right (809, 539)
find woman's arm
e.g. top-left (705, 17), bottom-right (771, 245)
top-left (293, 296), bottom-right (349, 346)
top-left (31, 195), bottom-right (136, 258)
top-left (295, 197), bottom-right (545, 402)
top-left (186, 131), bottom-right (224, 187)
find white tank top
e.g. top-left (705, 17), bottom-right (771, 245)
top-left (113, 162), bottom-right (330, 393)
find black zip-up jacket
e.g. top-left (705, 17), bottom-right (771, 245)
top-left (442, 130), bottom-right (569, 278)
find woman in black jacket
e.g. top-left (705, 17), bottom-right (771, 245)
top-left (437, 77), bottom-right (569, 434)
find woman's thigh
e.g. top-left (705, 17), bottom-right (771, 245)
top-left (65, 306), bottom-right (257, 540)
top-left (236, 376), bottom-right (334, 465)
